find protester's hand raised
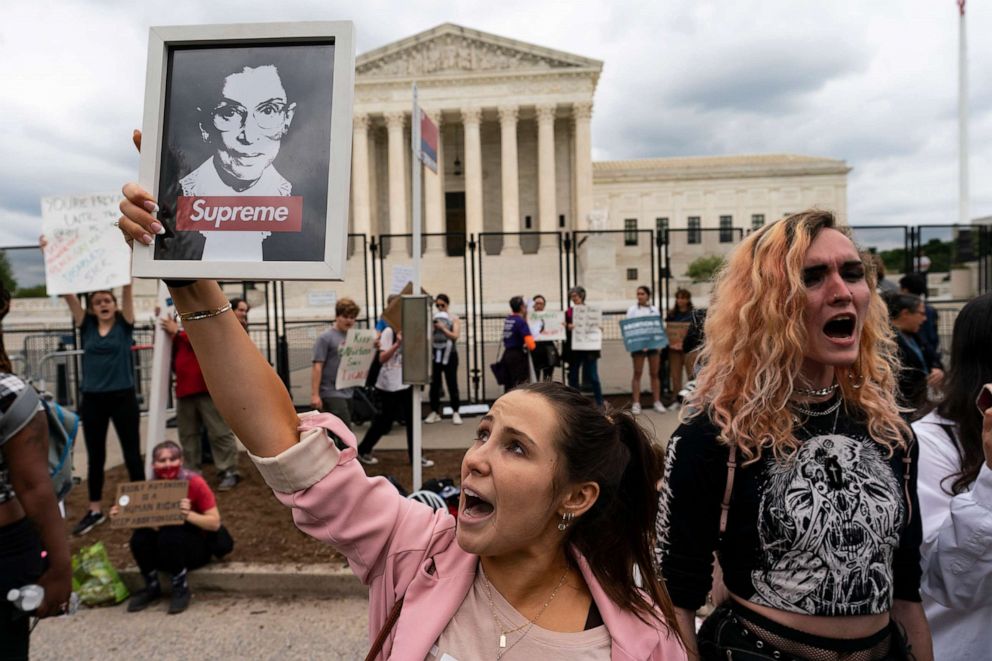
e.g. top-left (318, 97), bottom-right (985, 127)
top-left (118, 129), bottom-right (164, 247)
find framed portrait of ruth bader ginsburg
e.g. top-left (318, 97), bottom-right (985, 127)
top-left (132, 22), bottom-right (355, 281)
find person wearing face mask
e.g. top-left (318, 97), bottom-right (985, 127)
top-left (111, 441), bottom-right (222, 615)
top-left (887, 293), bottom-right (942, 414)
top-left (115, 184), bottom-right (688, 659)
top-left (657, 212), bottom-right (931, 660)
top-left (53, 278), bottom-right (144, 537)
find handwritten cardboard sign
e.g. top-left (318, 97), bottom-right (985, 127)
top-left (111, 480), bottom-right (188, 529)
top-left (381, 282), bottom-right (431, 331)
top-left (571, 305), bottom-right (603, 352)
top-left (666, 321), bottom-right (690, 349)
top-left (335, 328), bottom-right (378, 389)
top-left (530, 310), bottom-right (566, 342)
top-left (620, 315), bottom-right (668, 352)
top-left (41, 193), bottom-right (133, 295)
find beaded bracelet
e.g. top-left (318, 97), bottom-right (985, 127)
top-left (177, 303), bottom-right (231, 322)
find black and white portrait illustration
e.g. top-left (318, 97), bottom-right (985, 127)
top-left (750, 432), bottom-right (905, 615)
top-left (154, 43), bottom-right (334, 262)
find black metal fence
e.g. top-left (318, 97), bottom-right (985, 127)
top-left (3, 223), bottom-right (989, 407)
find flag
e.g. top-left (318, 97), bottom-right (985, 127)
top-left (419, 108), bottom-right (439, 173)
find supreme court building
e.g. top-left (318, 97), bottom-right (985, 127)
top-left (337, 23), bottom-right (849, 312)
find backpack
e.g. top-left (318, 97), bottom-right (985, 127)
top-left (0, 385), bottom-right (78, 500)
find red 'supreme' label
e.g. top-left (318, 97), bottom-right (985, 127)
top-left (175, 196), bottom-right (303, 232)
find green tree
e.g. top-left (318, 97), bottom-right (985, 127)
top-left (13, 284), bottom-right (47, 298)
top-left (685, 255), bottom-right (725, 283)
top-left (0, 251), bottom-right (17, 294)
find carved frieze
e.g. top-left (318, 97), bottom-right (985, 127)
top-left (358, 33), bottom-right (583, 78)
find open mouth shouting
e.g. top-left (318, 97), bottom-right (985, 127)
top-left (822, 313), bottom-right (857, 345)
top-left (460, 487), bottom-right (495, 524)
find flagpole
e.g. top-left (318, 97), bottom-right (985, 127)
top-left (411, 83), bottom-right (423, 491)
top-left (958, 0), bottom-right (969, 225)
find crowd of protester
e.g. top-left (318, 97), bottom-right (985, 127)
top-left (2, 200), bottom-right (990, 660)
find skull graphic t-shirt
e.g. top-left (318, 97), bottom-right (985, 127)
top-left (655, 401), bottom-right (922, 615)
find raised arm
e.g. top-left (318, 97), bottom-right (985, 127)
top-left (121, 283), bottom-right (135, 325)
top-left (61, 294), bottom-right (85, 327)
top-left (118, 183), bottom-right (298, 458)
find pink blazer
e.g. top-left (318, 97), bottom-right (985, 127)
top-left (250, 412), bottom-right (686, 661)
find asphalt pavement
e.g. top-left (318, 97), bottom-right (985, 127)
top-left (29, 594), bottom-right (370, 660)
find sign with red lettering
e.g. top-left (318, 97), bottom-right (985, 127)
top-left (175, 196), bottom-right (303, 232)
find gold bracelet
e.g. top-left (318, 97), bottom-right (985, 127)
top-left (177, 303), bottom-right (231, 322)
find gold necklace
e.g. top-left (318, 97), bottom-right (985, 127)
top-left (480, 564), bottom-right (569, 659)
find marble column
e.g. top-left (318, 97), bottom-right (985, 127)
top-left (498, 105), bottom-right (520, 251)
top-left (573, 102), bottom-right (593, 230)
top-left (385, 111), bottom-right (407, 237)
top-left (423, 110), bottom-right (444, 251)
top-left (462, 107), bottom-right (484, 239)
top-left (351, 114), bottom-right (372, 240)
top-left (536, 104), bottom-right (557, 245)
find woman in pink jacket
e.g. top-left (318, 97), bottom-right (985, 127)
top-left (118, 168), bottom-right (685, 660)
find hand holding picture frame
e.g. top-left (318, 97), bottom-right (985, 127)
top-left (132, 22), bottom-right (355, 281)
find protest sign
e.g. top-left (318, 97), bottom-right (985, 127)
top-left (571, 305), bottom-right (603, 351)
top-left (335, 328), bottom-right (378, 389)
top-left (111, 480), bottom-right (188, 529)
top-left (390, 264), bottom-right (415, 295)
top-left (530, 310), bottom-right (566, 342)
top-left (620, 315), bottom-right (668, 353)
top-left (666, 321), bottom-right (690, 349)
top-left (41, 193), bottom-right (132, 295)
top-left (381, 282), bottom-right (431, 330)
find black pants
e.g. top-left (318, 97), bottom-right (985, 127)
top-left (80, 388), bottom-right (144, 502)
top-left (130, 524), bottom-right (211, 577)
top-left (357, 389), bottom-right (414, 460)
top-left (0, 518), bottom-right (44, 661)
top-left (429, 352), bottom-right (460, 413)
top-left (502, 347), bottom-right (530, 393)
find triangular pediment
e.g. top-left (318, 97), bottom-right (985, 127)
top-left (357, 23), bottom-right (602, 79)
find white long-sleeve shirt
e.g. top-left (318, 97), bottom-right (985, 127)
top-left (912, 411), bottom-right (992, 660)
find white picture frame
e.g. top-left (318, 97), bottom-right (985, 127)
top-left (132, 22), bottom-right (355, 281)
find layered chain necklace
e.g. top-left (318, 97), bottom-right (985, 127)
top-left (480, 564), bottom-right (569, 659)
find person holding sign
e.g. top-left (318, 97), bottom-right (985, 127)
top-left (664, 289), bottom-right (694, 400)
top-left (565, 287), bottom-right (604, 408)
top-left (55, 280), bottom-right (144, 537)
top-left (311, 298), bottom-right (360, 430)
top-left (625, 286), bottom-right (666, 415)
top-left (111, 441), bottom-right (222, 615)
top-left (119, 162), bottom-right (686, 661)
top-left (425, 294), bottom-right (463, 426)
top-left (528, 295), bottom-right (562, 382)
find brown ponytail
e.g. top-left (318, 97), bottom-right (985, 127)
top-left (516, 382), bottom-right (684, 647)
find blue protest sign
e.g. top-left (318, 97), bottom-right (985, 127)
top-left (620, 315), bottom-right (668, 352)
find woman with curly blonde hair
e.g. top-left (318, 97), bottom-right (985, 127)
top-left (656, 210), bottom-right (932, 660)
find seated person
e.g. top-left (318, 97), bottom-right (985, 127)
top-left (111, 441), bottom-right (223, 615)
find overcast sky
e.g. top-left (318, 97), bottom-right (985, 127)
top-left (1, 0), bottom-right (989, 249)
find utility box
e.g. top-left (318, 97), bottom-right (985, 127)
top-left (401, 295), bottom-right (431, 385)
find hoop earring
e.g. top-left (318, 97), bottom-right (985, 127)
top-left (557, 511), bottom-right (575, 532)
top-left (848, 370), bottom-right (864, 390)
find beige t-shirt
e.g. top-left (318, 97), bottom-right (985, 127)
top-left (427, 567), bottom-right (611, 661)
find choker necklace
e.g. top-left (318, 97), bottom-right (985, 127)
top-left (794, 382), bottom-right (839, 397)
top-left (481, 564), bottom-right (569, 659)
